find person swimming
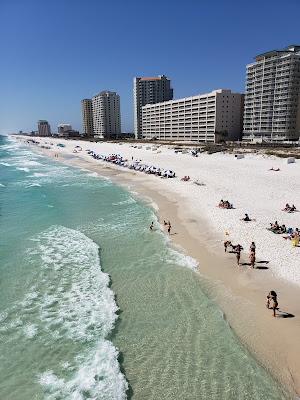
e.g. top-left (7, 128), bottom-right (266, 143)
top-left (149, 222), bottom-right (154, 230)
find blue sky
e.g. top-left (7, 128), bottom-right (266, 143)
top-left (0, 0), bottom-right (299, 134)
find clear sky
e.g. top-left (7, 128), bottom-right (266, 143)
top-left (0, 0), bottom-right (299, 134)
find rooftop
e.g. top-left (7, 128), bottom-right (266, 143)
top-left (255, 45), bottom-right (300, 61)
top-left (137, 75), bottom-right (169, 81)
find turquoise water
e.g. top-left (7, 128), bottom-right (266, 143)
top-left (0, 135), bottom-right (288, 399)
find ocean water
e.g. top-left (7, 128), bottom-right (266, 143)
top-left (0, 135), bottom-right (288, 400)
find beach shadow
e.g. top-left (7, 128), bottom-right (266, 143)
top-left (276, 310), bottom-right (295, 319)
top-left (256, 260), bottom-right (270, 264)
top-left (240, 262), bottom-right (269, 269)
top-left (170, 232), bottom-right (178, 236)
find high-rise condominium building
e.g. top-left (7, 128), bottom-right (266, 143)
top-left (243, 45), bottom-right (300, 142)
top-left (142, 89), bottom-right (244, 143)
top-left (92, 91), bottom-right (121, 138)
top-left (81, 99), bottom-right (94, 136)
top-left (133, 75), bottom-right (173, 139)
top-left (37, 120), bottom-right (51, 136)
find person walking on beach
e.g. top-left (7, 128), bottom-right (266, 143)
top-left (235, 244), bottom-right (242, 266)
top-left (224, 240), bottom-right (231, 253)
top-left (249, 251), bottom-right (256, 268)
top-left (149, 222), bottom-right (154, 231)
top-left (250, 241), bottom-right (256, 254)
top-left (266, 291), bottom-right (278, 317)
top-left (167, 221), bottom-right (171, 235)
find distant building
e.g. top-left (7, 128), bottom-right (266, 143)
top-left (57, 123), bottom-right (80, 137)
top-left (58, 124), bottom-right (72, 134)
top-left (81, 99), bottom-right (94, 137)
top-left (142, 89), bottom-right (244, 143)
top-left (133, 75), bottom-right (173, 139)
top-left (92, 91), bottom-right (121, 138)
top-left (243, 45), bottom-right (300, 142)
top-left (37, 120), bottom-right (51, 136)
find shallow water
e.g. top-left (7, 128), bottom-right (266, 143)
top-left (0, 136), bottom-right (288, 399)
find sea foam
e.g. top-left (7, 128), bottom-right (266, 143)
top-left (1, 225), bottom-right (127, 399)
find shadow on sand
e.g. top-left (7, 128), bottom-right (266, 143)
top-left (276, 310), bottom-right (295, 319)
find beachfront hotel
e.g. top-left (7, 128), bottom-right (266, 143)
top-left (141, 89), bottom-right (244, 143)
top-left (92, 91), bottom-right (121, 138)
top-left (81, 99), bottom-right (94, 137)
top-left (37, 120), bottom-right (51, 136)
top-left (133, 75), bottom-right (173, 139)
top-left (243, 45), bottom-right (300, 142)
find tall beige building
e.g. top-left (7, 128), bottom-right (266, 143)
top-left (81, 99), bottom-right (94, 137)
top-left (243, 45), bottom-right (300, 142)
top-left (37, 120), bottom-right (51, 136)
top-left (134, 75), bottom-right (173, 139)
top-left (92, 91), bottom-right (121, 138)
top-left (142, 89), bottom-right (244, 143)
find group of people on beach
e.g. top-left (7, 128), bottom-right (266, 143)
top-left (87, 151), bottom-right (176, 178)
top-left (218, 196), bottom-right (299, 318)
top-left (268, 221), bottom-right (287, 234)
top-left (218, 200), bottom-right (233, 209)
top-left (224, 240), bottom-right (256, 268)
top-left (150, 220), bottom-right (172, 234)
top-left (282, 203), bottom-right (297, 213)
top-left (268, 221), bottom-right (300, 240)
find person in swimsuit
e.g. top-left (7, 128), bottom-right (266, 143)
top-left (249, 252), bottom-right (255, 268)
top-left (224, 240), bottom-right (231, 253)
top-left (266, 291), bottom-right (278, 317)
top-left (235, 244), bottom-right (242, 266)
top-left (250, 242), bottom-right (256, 254)
top-left (149, 222), bottom-right (154, 231)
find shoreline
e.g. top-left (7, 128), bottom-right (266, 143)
top-left (16, 136), bottom-right (300, 398)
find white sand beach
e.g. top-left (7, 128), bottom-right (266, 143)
top-left (17, 135), bottom-right (300, 397)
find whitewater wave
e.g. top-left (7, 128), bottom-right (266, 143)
top-left (39, 340), bottom-right (127, 400)
top-left (166, 247), bottom-right (199, 271)
top-left (112, 197), bottom-right (136, 206)
top-left (16, 167), bottom-right (30, 172)
top-left (0, 226), bottom-right (127, 399)
top-left (25, 182), bottom-right (42, 187)
top-left (0, 162), bottom-right (11, 166)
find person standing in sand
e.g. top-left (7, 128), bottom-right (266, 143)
top-left (224, 240), bottom-right (231, 253)
top-left (249, 252), bottom-right (256, 268)
top-left (250, 241), bottom-right (256, 254)
top-left (235, 244), bottom-right (242, 266)
top-left (266, 291), bottom-right (278, 317)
